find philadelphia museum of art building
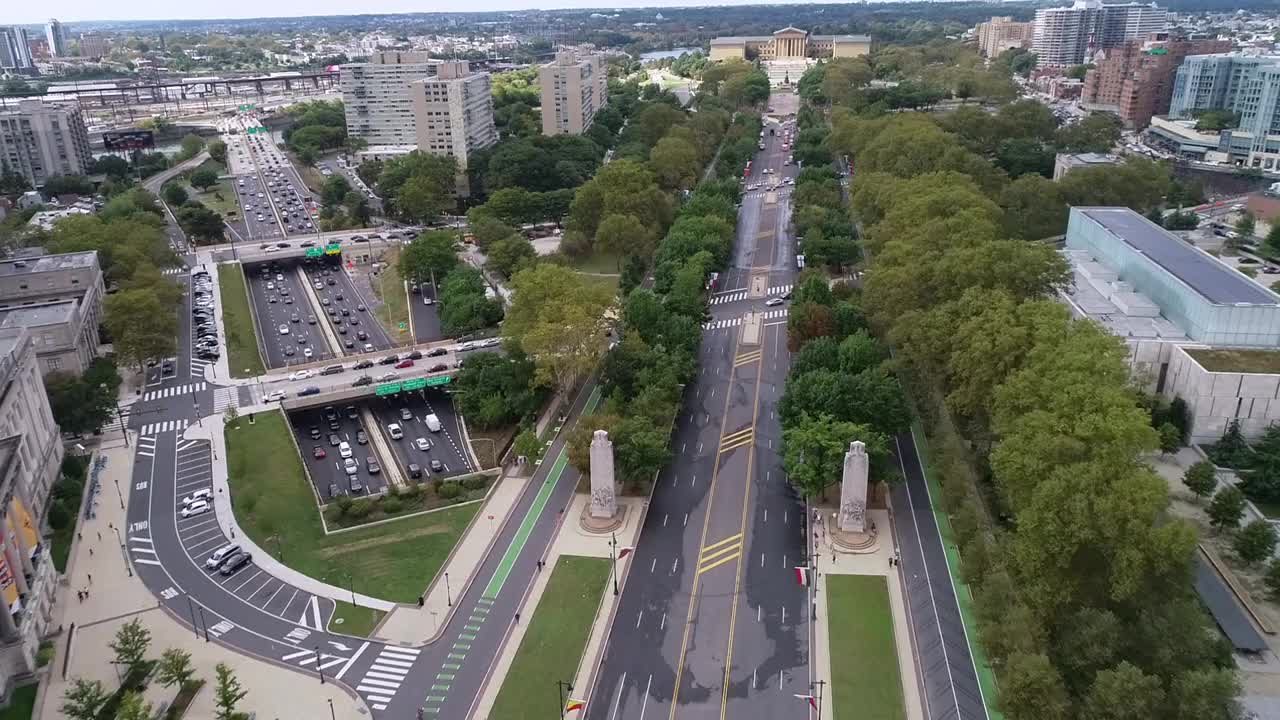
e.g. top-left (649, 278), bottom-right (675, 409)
top-left (709, 27), bottom-right (871, 62)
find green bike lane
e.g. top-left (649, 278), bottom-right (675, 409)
top-left (396, 383), bottom-right (603, 718)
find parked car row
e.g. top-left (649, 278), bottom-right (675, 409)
top-left (191, 270), bottom-right (220, 361)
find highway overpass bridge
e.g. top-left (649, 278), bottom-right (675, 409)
top-left (277, 367), bottom-right (459, 412)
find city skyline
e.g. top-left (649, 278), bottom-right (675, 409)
top-left (10, 0), bottom-right (888, 26)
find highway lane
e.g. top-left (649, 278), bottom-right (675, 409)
top-left (584, 113), bottom-right (806, 720)
top-left (233, 174), bottom-right (284, 242)
top-left (245, 259), bottom-right (337, 369)
top-left (363, 390), bottom-right (474, 482)
top-left (301, 261), bottom-right (397, 352)
top-left (408, 281), bottom-right (447, 345)
top-left (289, 405), bottom-right (390, 498)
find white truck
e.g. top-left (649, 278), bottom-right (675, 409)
top-left (425, 414), bottom-right (442, 433)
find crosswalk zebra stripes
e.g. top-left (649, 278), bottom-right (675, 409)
top-left (142, 383), bottom-right (206, 402)
top-left (703, 308), bottom-right (789, 330)
top-left (162, 267), bottom-right (188, 276)
top-left (212, 386), bottom-right (241, 413)
top-left (140, 419), bottom-right (189, 436)
top-left (356, 645), bottom-right (420, 711)
top-left (190, 358), bottom-right (212, 380)
top-left (710, 285), bottom-right (793, 305)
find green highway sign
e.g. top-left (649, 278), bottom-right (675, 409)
top-left (402, 378), bottom-right (426, 391)
top-left (425, 375), bottom-right (452, 387)
top-left (374, 382), bottom-right (402, 396)
top-left (324, 242), bottom-right (342, 256)
top-left (304, 247), bottom-right (323, 258)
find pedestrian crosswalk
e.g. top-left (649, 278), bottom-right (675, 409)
top-left (703, 308), bottom-right (789, 330)
top-left (212, 387), bottom-right (241, 413)
top-left (162, 267), bottom-right (188, 276)
top-left (745, 186), bottom-right (793, 198)
top-left (142, 383), bottom-right (206, 402)
top-left (190, 358), bottom-right (212, 380)
top-left (356, 645), bottom-right (420, 711)
top-left (709, 284), bottom-right (793, 305)
top-left (140, 419), bottom-right (189, 436)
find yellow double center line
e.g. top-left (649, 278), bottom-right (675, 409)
top-left (697, 533), bottom-right (743, 576)
top-left (719, 428), bottom-right (754, 454)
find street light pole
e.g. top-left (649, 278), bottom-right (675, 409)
top-left (556, 680), bottom-right (574, 719)
top-left (327, 699), bottom-right (335, 720)
top-left (112, 525), bottom-right (131, 577)
top-left (609, 532), bottom-right (619, 596)
top-left (813, 680), bottom-right (826, 720)
top-left (315, 645), bottom-right (325, 684)
top-left (445, 572), bottom-right (452, 607)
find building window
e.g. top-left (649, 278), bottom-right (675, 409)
top-left (47, 357), bottom-right (60, 371)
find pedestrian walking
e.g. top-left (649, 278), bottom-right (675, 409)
top-left (77, 532), bottom-right (82, 541)
top-left (515, 613), bottom-right (521, 624)
top-left (87, 574), bottom-right (92, 584)
top-left (96, 531), bottom-right (101, 541)
top-left (88, 548), bottom-right (93, 557)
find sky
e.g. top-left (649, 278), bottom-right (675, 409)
top-left (12, 0), bottom-right (861, 25)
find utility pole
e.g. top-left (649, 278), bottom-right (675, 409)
top-left (445, 571), bottom-right (452, 606)
top-left (315, 645), bottom-right (325, 684)
top-left (609, 532), bottom-right (619, 596)
top-left (812, 680), bottom-right (826, 720)
top-left (556, 680), bottom-right (574, 718)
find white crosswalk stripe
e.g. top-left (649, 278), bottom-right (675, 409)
top-left (355, 645), bottom-right (419, 709)
top-left (702, 308), bottom-right (789, 330)
top-left (212, 387), bottom-right (240, 413)
top-left (142, 383), bottom-right (206, 402)
top-left (140, 419), bottom-right (190, 435)
top-left (190, 359), bottom-right (211, 380)
top-left (162, 267), bottom-right (188, 276)
top-left (769, 284), bottom-right (792, 295)
top-left (711, 291), bottom-right (747, 305)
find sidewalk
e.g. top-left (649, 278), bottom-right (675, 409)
top-left (812, 507), bottom-right (924, 720)
top-left (37, 443), bottom-right (368, 720)
top-left (372, 470), bottom-right (535, 645)
top-left (471, 491), bottom-right (648, 719)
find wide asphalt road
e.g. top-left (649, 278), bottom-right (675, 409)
top-left (584, 114), bottom-right (808, 720)
top-left (245, 259), bottom-right (337, 369)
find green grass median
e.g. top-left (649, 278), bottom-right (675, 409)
top-left (218, 263), bottom-right (265, 378)
top-left (827, 575), bottom-right (906, 720)
top-left (489, 556), bottom-right (610, 719)
top-left (224, 410), bottom-right (479, 610)
top-left (370, 247), bottom-right (412, 342)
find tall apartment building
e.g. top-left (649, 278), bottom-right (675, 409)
top-left (1033, 0), bottom-right (1167, 67)
top-left (1170, 54), bottom-right (1280, 168)
top-left (44, 19), bottom-right (66, 58)
top-left (0, 251), bottom-right (104, 376)
top-left (540, 50), bottom-right (608, 136)
top-left (0, 326), bottom-right (63, 518)
top-left (341, 51), bottom-right (440, 147)
top-left (0, 29), bottom-right (33, 71)
top-left (1082, 36), bottom-right (1232, 129)
top-left (976, 17), bottom-right (1034, 58)
top-left (411, 61), bottom-right (497, 196)
top-left (77, 34), bottom-right (109, 59)
top-left (0, 100), bottom-right (92, 189)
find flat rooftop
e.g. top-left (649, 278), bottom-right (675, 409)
top-left (1078, 208), bottom-right (1280, 306)
top-left (0, 300), bottom-right (77, 328)
top-left (0, 251), bottom-right (97, 278)
top-left (1184, 347), bottom-right (1280, 374)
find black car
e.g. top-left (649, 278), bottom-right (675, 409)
top-left (320, 365), bottom-right (344, 376)
top-left (427, 347), bottom-right (447, 357)
top-left (354, 360), bottom-right (374, 370)
top-left (298, 386), bottom-right (321, 396)
top-left (408, 463), bottom-right (423, 479)
top-left (219, 552), bottom-right (252, 576)
top-left (378, 355), bottom-right (399, 365)
top-left (328, 483), bottom-right (341, 498)
top-left (408, 350), bottom-right (423, 360)
top-left (352, 376), bottom-right (373, 387)
top-left (430, 459), bottom-right (444, 473)
top-left (346, 405), bottom-right (358, 419)
top-left (350, 479), bottom-right (364, 493)
top-left (428, 363), bottom-right (449, 373)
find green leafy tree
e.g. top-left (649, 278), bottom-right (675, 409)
top-left (110, 618), bottom-right (152, 674)
top-left (1164, 668), bottom-right (1240, 720)
top-left (1209, 419), bottom-right (1252, 468)
top-left (786, 302), bottom-right (835, 352)
top-left (398, 232), bottom-right (459, 286)
top-left (595, 213), bottom-right (652, 264)
top-left (207, 139), bottom-right (227, 164)
top-left (1055, 112), bottom-right (1121, 154)
top-left (43, 175), bottom-right (94, 195)
top-left (321, 175), bottom-right (351, 208)
top-left (177, 134), bottom-right (205, 161)
top-left (213, 663), bottom-right (247, 720)
top-left (1082, 661), bottom-right (1164, 720)
top-left (650, 135), bottom-right (701, 190)
top-left (1235, 211), bottom-right (1257, 240)
top-left (1158, 422), bottom-right (1182, 454)
top-left (782, 413), bottom-right (888, 500)
top-left (189, 168), bottom-right (218, 191)
top-left (114, 691), bottom-right (152, 720)
top-left (453, 351), bottom-right (541, 429)
top-left (105, 289), bottom-right (179, 371)
top-left (999, 653), bottom-right (1071, 720)
top-left (43, 370), bottom-right (117, 435)
top-left (1265, 223), bottom-right (1280, 258)
top-left (156, 647), bottom-right (196, 689)
top-left (1182, 461), bottom-right (1218, 501)
top-left (486, 235), bottom-right (537, 278)
top-left (1265, 558), bottom-right (1280, 598)
top-left (162, 183), bottom-right (188, 206)
top-left (1234, 519), bottom-right (1277, 564)
top-left (504, 263), bottom-right (614, 394)
top-left (1207, 485), bottom-right (1246, 532)
top-left (60, 678), bottom-right (108, 720)
top-left (513, 429), bottom-right (541, 461)
top-left (176, 203), bottom-right (225, 243)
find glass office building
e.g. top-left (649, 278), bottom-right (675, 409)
top-left (1066, 207), bottom-right (1280, 347)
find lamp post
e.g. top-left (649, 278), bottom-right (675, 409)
top-left (112, 525), bottom-right (131, 577)
top-left (556, 680), bottom-right (574, 719)
top-left (444, 571), bottom-right (452, 607)
top-left (608, 532), bottom-right (620, 596)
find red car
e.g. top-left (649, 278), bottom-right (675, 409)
top-left (395, 359), bottom-right (415, 369)
top-left (312, 446), bottom-right (326, 459)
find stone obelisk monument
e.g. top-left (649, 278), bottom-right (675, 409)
top-left (589, 430), bottom-right (617, 519)
top-left (838, 441), bottom-right (869, 534)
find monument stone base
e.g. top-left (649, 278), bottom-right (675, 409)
top-left (579, 500), bottom-right (627, 534)
top-left (830, 524), bottom-right (879, 554)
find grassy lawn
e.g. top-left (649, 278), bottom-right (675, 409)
top-left (321, 473), bottom-right (491, 529)
top-left (569, 251), bottom-right (623, 275)
top-left (827, 575), bottom-right (906, 720)
top-left (489, 556), bottom-right (610, 720)
top-left (225, 410), bottom-right (480, 604)
top-left (369, 248), bottom-right (412, 339)
top-left (218, 264), bottom-right (265, 378)
top-left (192, 179), bottom-right (241, 219)
top-left (1185, 347), bottom-right (1280, 374)
top-left (0, 684), bottom-right (36, 720)
top-left (578, 273), bottom-right (620, 295)
top-left (329, 600), bottom-right (386, 637)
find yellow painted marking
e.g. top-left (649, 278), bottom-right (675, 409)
top-left (697, 552), bottom-right (741, 576)
top-left (720, 428), bottom-right (753, 445)
top-left (701, 533), bottom-right (743, 555)
top-left (734, 350), bottom-right (762, 366)
top-left (718, 433), bottom-right (754, 454)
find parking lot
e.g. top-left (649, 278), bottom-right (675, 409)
top-left (190, 268), bottom-right (222, 368)
top-left (365, 390), bottom-right (473, 481)
top-left (287, 404), bottom-right (391, 500)
top-left (170, 438), bottom-right (335, 628)
top-left (244, 259), bottom-right (338, 369)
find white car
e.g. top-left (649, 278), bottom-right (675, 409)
top-left (339, 441), bottom-right (353, 458)
top-left (279, 324), bottom-right (290, 335)
top-left (182, 489), bottom-right (212, 506)
top-left (289, 369), bottom-right (314, 381)
top-left (414, 437), bottom-right (432, 451)
top-left (303, 348), bottom-right (313, 359)
top-left (343, 458), bottom-right (358, 475)
top-left (456, 342), bottom-right (477, 352)
top-left (765, 297), bottom-right (786, 307)
top-left (479, 338), bottom-right (501, 348)
top-left (181, 501), bottom-right (210, 518)
top-left (423, 296), bottom-right (434, 305)
top-left (264, 390), bottom-right (287, 402)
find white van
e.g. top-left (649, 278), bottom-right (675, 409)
top-left (425, 414), bottom-right (442, 433)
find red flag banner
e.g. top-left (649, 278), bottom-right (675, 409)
top-left (566, 699), bottom-right (586, 713)
top-left (793, 694), bottom-right (818, 709)
top-left (618, 546), bottom-right (636, 560)
top-left (794, 566), bottom-right (809, 586)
